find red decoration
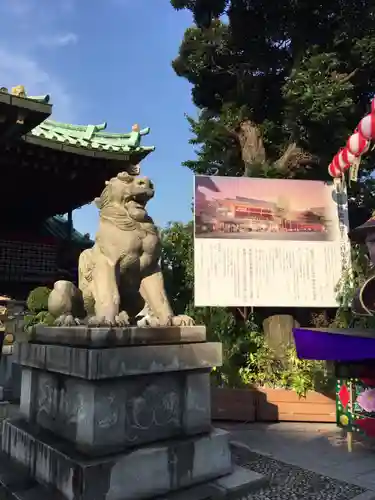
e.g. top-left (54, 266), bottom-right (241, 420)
top-left (340, 147), bottom-right (356, 165)
top-left (328, 162), bottom-right (341, 178)
top-left (347, 131), bottom-right (370, 156)
top-left (358, 114), bottom-right (375, 140)
top-left (338, 384), bottom-right (350, 409)
top-left (333, 149), bottom-right (350, 172)
top-left (354, 417), bottom-right (375, 437)
top-left (328, 98), bottom-right (374, 179)
top-left (360, 378), bottom-right (375, 386)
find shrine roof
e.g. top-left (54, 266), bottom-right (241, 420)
top-left (43, 216), bottom-right (93, 248)
top-left (25, 120), bottom-right (155, 160)
top-left (0, 85), bottom-right (52, 137)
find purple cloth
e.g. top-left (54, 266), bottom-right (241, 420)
top-left (293, 327), bottom-right (375, 361)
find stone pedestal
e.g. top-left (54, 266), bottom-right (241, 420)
top-left (0, 326), bottom-right (267, 499)
top-left (0, 350), bottom-right (20, 401)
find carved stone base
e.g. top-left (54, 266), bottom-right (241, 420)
top-left (16, 340), bottom-right (221, 379)
top-left (2, 328), bottom-right (268, 499)
top-left (19, 366), bottom-right (211, 455)
top-left (1, 419), bottom-right (234, 500)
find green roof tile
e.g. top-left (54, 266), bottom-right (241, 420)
top-left (43, 216), bottom-right (93, 247)
top-left (28, 120), bottom-right (155, 155)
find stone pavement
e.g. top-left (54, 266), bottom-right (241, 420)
top-left (223, 421), bottom-right (375, 498)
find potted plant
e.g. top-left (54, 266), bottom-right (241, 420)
top-left (208, 314), bottom-right (336, 422)
top-left (238, 336), bottom-right (336, 422)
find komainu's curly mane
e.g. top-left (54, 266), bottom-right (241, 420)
top-left (94, 175), bottom-right (158, 234)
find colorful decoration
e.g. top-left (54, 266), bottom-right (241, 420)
top-left (340, 414), bottom-right (349, 426)
top-left (328, 97), bottom-right (375, 179)
top-left (354, 417), bottom-right (375, 437)
top-left (340, 148), bottom-right (356, 166)
top-left (336, 375), bottom-right (375, 437)
top-left (332, 151), bottom-right (347, 172)
top-left (356, 388), bottom-right (375, 413)
top-left (358, 114), bottom-right (375, 140)
top-left (347, 131), bottom-right (369, 156)
top-left (338, 383), bottom-right (350, 409)
top-left (328, 162), bottom-right (341, 178)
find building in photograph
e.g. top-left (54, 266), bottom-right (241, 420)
top-left (196, 188), bottom-right (328, 235)
top-left (0, 85), bottom-right (155, 299)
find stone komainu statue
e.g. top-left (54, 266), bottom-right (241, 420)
top-left (48, 171), bottom-right (194, 327)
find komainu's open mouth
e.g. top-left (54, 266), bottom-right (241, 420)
top-left (129, 192), bottom-right (151, 208)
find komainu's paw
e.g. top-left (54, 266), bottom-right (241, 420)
top-left (54, 314), bottom-right (81, 327)
top-left (115, 311), bottom-right (130, 327)
top-left (171, 315), bottom-right (195, 327)
top-left (137, 315), bottom-right (173, 328)
top-left (147, 316), bottom-right (170, 327)
top-left (87, 316), bottom-right (116, 328)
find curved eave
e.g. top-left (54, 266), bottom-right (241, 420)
top-left (0, 92), bottom-right (51, 113)
top-left (22, 134), bottom-right (155, 162)
top-left (0, 92), bottom-right (52, 138)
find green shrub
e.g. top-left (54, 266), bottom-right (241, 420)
top-left (239, 341), bottom-right (335, 398)
top-left (26, 287), bottom-right (51, 313)
top-left (24, 311), bottom-right (55, 334)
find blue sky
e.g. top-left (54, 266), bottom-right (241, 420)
top-left (0, 0), bottom-right (196, 236)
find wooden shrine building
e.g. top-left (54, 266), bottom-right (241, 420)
top-left (0, 86), bottom-right (155, 298)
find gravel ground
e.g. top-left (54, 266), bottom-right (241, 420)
top-left (232, 445), bottom-right (366, 500)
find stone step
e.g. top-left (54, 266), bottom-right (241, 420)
top-left (158, 466), bottom-right (268, 499)
top-left (1, 419), bottom-right (233, 500)
top-left (16, 341), bottom-right (222, 379)
top-left (0, 455), bottom-right (267, 500)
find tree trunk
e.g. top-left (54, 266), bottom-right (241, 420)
top-left (262, 313), bottom-right (300, 362)
top-left (236, 120), bottom-right (266, 168)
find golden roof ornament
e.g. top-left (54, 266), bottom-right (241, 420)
top-left (11, 85), bottom-right (26, 98)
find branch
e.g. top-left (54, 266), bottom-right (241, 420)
top-left (331, 68), bottom-right (359, 83)
top-left (275, 142), bottom-right (316, 173)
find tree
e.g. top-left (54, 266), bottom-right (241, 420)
top-left (170, 0), bottom-right (375, 358)
top-left (160, 220), bottom-right (259, 386)
top-left (160, 221), bottom-right (194, 315)
top-left (171, 2), bottom-right (375, 186)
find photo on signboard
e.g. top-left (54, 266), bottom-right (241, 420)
top-left (194, 176), bottom-right (337, 242)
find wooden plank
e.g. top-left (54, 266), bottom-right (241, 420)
top-left (211, 387), bottom-right (336, 423)
top-left (256, 388), bottom-right (335, 404)
top-left (277, 414), bottom-right (336, 423)
top-left (270, 403), bottom-right (336, 415)
top-left (257, 409), bottom-right (336, 423)
top-left (211, 388), bottom-right (256, 421)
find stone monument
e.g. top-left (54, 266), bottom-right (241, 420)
top-left (0, 171), bottom-right (266, 499)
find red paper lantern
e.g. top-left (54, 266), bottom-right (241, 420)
top-left (341, 147), bottom-right (356, 165)
top-left (358, 114), bottom-right (375, 140)
top-left (347, 131), bottom-right (370, 156)
top-left (333, 149), bottom-right (350, 172)
top-left (328, 162), bottom-right (341, 178)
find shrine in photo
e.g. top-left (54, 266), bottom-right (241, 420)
top-left (0, 85), bottom-right (155, 298)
